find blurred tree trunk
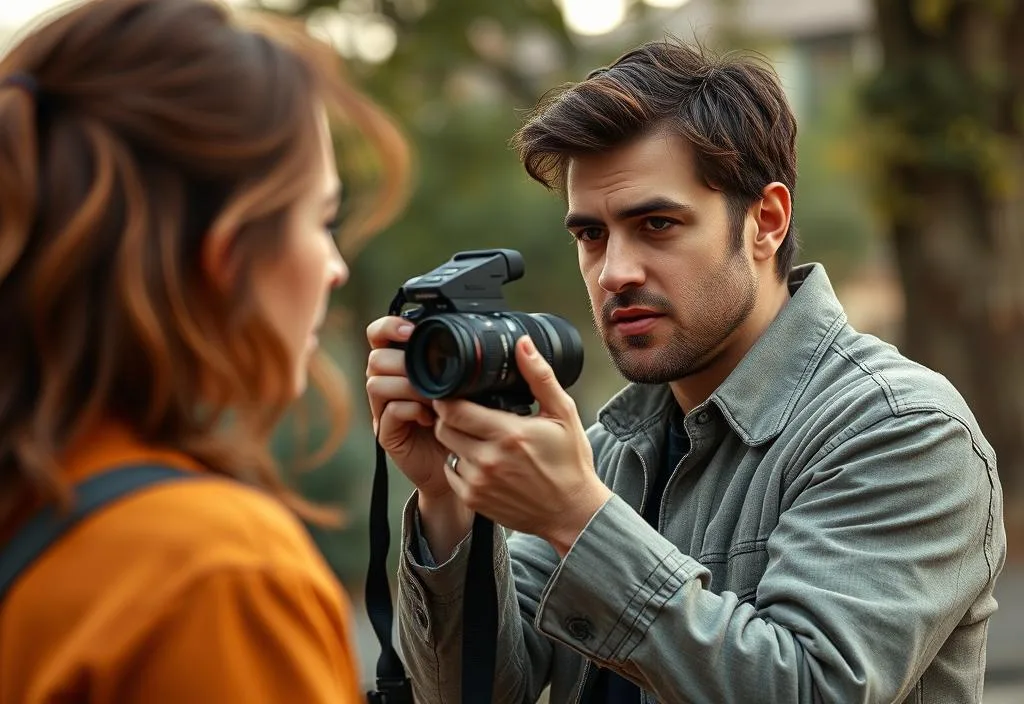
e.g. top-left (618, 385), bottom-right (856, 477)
top-left (864, 0), bottom-right (1024, 500)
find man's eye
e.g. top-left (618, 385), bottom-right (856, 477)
top-left (572, 227), bottom-right (604, 242)
top-left (645, 217), bottom-right (674, 231)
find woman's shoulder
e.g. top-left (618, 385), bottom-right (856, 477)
top-left (105, 467), bottom-right (332, 575)
top-left (14, 423), bottom-right (348, 606)
top-left (1, 438), bottom-right (361, 703)
top-left (10, 461), bottom-right (347, 620)
top-left (47, 423), bottom-right (337, 577)
top-left (4, 429), bottom-right (352, 646)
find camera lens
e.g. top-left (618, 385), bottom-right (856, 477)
top-left (405, 312), bottom-right (584, 402)
top-left (412, 321), bottom-right (470, 395)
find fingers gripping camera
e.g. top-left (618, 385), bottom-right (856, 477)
top-left (394, 249), bottom-right (584, 415)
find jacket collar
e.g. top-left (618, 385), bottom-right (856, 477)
top-left (597, 263), bottom-right (847, 446)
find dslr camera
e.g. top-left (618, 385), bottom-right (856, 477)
top-left (394, 249), bottom-right (584, 415)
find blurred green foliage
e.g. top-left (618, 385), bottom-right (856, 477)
top-left (794, 71), bottom-right (881, 282)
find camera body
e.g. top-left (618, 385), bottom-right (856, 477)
top-left (395, 249), bottom-right (583, 415)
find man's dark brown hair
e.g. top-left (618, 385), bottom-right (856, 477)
top-left (512, 39), bottom-right (799, 279)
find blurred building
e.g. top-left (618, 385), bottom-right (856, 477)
top-left (648, 0), bottom-right (876, 123)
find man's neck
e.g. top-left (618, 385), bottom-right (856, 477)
top-left (669, 280), bottom-right (791, 413)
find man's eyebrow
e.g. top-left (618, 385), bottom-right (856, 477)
top-left (616, 197), bottom-right (695, 220)
top-left (564, 212), bottom-right (604, 229)
top-left (563, 196), bottom-right (695, 229)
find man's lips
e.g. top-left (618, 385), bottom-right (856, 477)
top-left (608, 308), bottom-right (664, 335)
top-left (610, 307), bottom-right (660, 321)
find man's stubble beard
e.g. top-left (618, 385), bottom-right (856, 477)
top-left (593, 250), bottom-right (758, 385)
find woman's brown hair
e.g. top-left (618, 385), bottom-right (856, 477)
top-left (0, 0), bottom-right (410, 524)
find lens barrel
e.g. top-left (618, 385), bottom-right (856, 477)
top-left (406, 312), bottom-right (583, 401)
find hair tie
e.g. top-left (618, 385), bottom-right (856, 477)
top-left (1, 72), bottom-right (39, 96)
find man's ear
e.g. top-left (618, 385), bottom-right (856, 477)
top-left (751, 182), bottom-right (791, 264)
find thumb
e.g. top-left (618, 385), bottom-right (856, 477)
top-left (516, 335), bottom-right (574, 419)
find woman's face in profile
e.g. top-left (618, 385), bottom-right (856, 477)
top-left (255, 110), bottom-right (348, 396)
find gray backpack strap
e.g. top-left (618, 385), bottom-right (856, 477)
top-left (0, 464), bottom-right (194, 603)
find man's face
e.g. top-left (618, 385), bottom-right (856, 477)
top-left (565, 131), bottom-right (758, 384)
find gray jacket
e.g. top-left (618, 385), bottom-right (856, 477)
top-left (396, 264), bottom-right (1006, 703)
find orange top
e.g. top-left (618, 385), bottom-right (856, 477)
top-left (0, 424), bottom-right (365, 703)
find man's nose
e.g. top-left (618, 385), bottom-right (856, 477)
top-left (597, 235), bottom-right (645, 293)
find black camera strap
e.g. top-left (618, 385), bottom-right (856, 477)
top-left (365, 291), bottom-right (497, 704)
top-left (462, 512), bottom-right (498, 701)
top-left (365, 292), bottom-right (415, 704)
top-left (365, 432), bottom-right (414, 704)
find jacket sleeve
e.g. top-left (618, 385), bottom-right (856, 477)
top-left (111, 565), bottom-right (365, 703)
top-left (396, 491), bottom-right (563, 704)
top-left (533, 410), bottom-right (1004, 703)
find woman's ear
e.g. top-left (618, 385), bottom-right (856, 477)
top-left (201, 224), bottom-right (238, 294)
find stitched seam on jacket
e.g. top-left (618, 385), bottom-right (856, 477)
top-left (598, 551), bottom-right (692, 660)
top-left (593, 552), bottom-right (673, 657)
top-left (830, 343), bottom-right (901, 415)
top-left (829, 344), bottom-right (994, 467)
top-left (699, 539), bottom-right (769, 562)
top-left (613, 558), bottom-right (683, 659)
top-left (618, 574), bottom-right (688, 663)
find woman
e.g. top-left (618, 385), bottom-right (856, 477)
top-left (0, 0), bottom-right (408, 701)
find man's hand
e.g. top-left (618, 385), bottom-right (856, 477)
top-left (432, 335), bottom-right (612, 556)
top-left (365, 316), bottom-right (472, 560)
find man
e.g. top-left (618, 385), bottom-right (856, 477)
top-left (365, 40), bottom-right (1006, 703)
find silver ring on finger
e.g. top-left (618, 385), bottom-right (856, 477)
top-left (446, 452), bottom-right (460, 474)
